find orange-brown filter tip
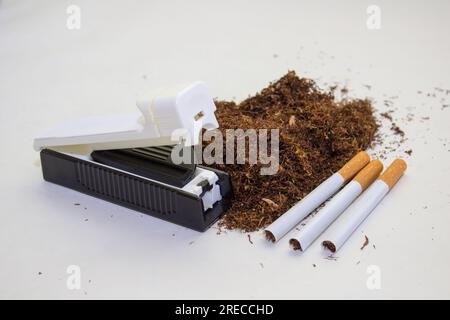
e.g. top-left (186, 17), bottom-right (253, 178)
top-left (379, 159), bottom-right (407, 190)
top-left (337, 151), bottom-right (370, 182)
top-left (353, 160), bottom-right (383, 191)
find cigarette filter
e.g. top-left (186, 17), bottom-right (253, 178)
top-left (264, 151), bottom-right (370, 242)
top-left (289, 160), bottom-right (383, 251)
top-left (322, 159), bottom-right (407, 253)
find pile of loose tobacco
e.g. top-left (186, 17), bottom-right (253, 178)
top-left (210, 71), bottom-right (378, 232)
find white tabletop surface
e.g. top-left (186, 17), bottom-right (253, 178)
top-left (1, 0), bottom-right (450, 299)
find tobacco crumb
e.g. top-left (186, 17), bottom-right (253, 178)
top-left (188, 241), bottom-right (194, 245)
top-left (312, 264), bottom-right (317, 268)
top-left (391, 123), bottom-right (405, 137)
top-left (84, 218), bottom-right (88, 222)
top-left (360, 235), bottom-right (369, 250)
top-left (211, 71), bottom-right (378, 232)
top-left (261, 198), bottom-right (278, 210)
top-left (259, 262), bottom-right (264, 268)
top-left (405, 149), bottom-right (413, 156)
top-left (323, 241), bottom-right (336, 253)
top-left (380, 112), bottom-right (393, 121)
top-left (74, 203), bottom-right (80, 206)
top-left (247, 234), bottom-right (253, 244)
top-left (38, 272), bottom-right (42, 275)
top-left (264, 230), bottom-right (276, 243)
top-left (373, 244), bottom-right (376, 249)
top-left (288, 115), bottom-right (296, 127)
top-left (289, 239), bottom-right (302, 251)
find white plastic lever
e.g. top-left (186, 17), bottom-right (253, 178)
top-left (33, 82), bottom-right (219, 153)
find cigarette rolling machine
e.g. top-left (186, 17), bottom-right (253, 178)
top-left (33, 82), bottom-right (233, 232)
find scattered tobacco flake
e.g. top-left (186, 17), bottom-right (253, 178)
top-left (312, 264), bottom-right (317, 268)
top-left (391, 123), bottom-right (405, 137)
top-left (74, 203), bottom-right (80, 206)
top-left (405, 149), bottom-right (413, 156)
top-left (38, 272), bottom-right (42, 275)
top-left (360, 235), bottom-right (369, 250)
top-left (324, 255), bottom-right (338, 261)
top-left (247, 234), bottom-right (253, 244)
top-left (84, 218), bottom-right (88, 222)
top-left (211, 71), bottom-right (378, 232)
top-left (188, 241), bottom-right (195, 245)
top-left (380, 112), bottom-right (393, 121)
top-left (259, 262), bottom-right (264, 268)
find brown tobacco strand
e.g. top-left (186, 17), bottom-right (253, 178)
top-left (207, 71), bottom-right (379, 232)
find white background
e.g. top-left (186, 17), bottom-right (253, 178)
top-left (1, 0), bottom-right (449, 299)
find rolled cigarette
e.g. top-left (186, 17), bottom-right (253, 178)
top-left (322, 159), bottom-right (407, 253)
top-left (289, 160), bottom-right (383, 251)
top-left (264, 151), bottom-right (370, 242)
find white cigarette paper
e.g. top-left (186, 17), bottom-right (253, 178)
top-left (264, 151), bottom-right (370, 242)
top-left (322, 159), bottom-right (407, 253)
top-left (289, 160), bottom-right (383, 251)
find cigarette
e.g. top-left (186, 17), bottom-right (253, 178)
top-left (322, 159), bottom-right (407, 253)
top-left (289, 160), bottom-right (383, 251)
top-left (264, 151), bottom-right (370, 242)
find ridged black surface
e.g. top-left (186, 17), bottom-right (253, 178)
top-left (39, 148), bottom-right (233, 232)
top-left (75, 161), bottom-right (177, 215)
top-left (91, 145), bottom-right (196, 187)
